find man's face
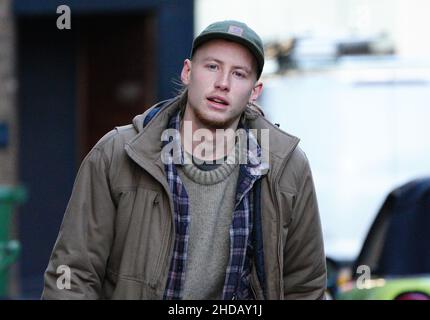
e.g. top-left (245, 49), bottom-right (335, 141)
top-left (181, 39), bottom-right (263, 130)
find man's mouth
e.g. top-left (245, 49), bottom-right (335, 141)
top-left (207, 96), bottom-right (229, 107)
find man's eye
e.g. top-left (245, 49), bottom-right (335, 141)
top-left (233, 71), bottom-right (245, 78)
top-left (207, 64), bottom-right (218, 70)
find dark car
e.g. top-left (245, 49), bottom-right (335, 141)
top-left (327, 177), bottom-right (430, 300)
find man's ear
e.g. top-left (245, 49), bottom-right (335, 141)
top-left (181, 59), bottom-right (192, 85)
top-left (250, 81), bottom-right (263, 102)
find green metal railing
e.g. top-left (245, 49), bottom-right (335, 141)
top-left (0, 186), bottom-right (27, 298)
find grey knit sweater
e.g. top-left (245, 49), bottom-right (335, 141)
top-left (178, 146), bottom-right (240, 300)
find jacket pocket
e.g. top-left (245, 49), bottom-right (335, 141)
top-left (108, 188), bottom-right (169, 290)
top-left (105, 268), bottom-right (161, 299)
top-left (250, 265), bottom-right (265, 300)
top-left (278, 189), bottom-right (296, 228)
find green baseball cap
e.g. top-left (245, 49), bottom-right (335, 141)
top-left (191, 20), bottom-right (264, 79)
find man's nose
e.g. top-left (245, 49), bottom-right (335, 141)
top-left (214, 72), bottom-right (230, 91)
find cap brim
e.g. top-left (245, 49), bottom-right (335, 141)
top-left (192, 32), bottom-right (264, 78)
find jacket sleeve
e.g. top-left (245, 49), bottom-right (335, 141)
top-left (283, 151), bottom-right (327, 299)
top-left (42, 144), bottom-right (116, 299)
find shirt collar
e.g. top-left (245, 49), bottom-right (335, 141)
top-left (164, 110), bottom-right (269, 176)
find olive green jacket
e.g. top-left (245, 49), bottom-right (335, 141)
top-left (42, 97), bottom-right (326, 299)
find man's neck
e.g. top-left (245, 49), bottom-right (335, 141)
top-left (180, 112), bottom-right (238, 162)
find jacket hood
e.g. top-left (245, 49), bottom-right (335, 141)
top-left (131, 99), bottom-right (174, 133)
top-left (132, 114), bottom-right (146, 133)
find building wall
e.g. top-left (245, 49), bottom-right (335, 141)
top-left (0, 0), bottom-right (20, 297)
top-left (13, 0), bottom-right (194, 298)
top-left (0, 0), bottom-right (17, 185)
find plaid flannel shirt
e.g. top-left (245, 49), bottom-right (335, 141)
top-left (162, 110), bottom-right (268, 300)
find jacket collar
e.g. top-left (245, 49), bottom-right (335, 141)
top-left (124, 97), bottom-right (300, 182)
top-left (124, 98), bottom-right (180, 188)
top-left (245, 108), bottom-right (300, 178)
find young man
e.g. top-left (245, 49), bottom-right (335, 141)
top-left (42, 20), bottom-right (326, 300)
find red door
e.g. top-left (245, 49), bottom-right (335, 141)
top-left (77, 14), bottom-right (157, 158)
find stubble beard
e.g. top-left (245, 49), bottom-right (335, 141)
top-left (192, 103), bottom-right (245, 130)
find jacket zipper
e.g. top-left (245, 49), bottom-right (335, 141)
top-left (150, 193), bottom-right (175, 292)
top-left (250, 280), bottom-right (258, 300)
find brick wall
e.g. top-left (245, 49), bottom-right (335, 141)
top-left (0, 0), bottom-right (20, 297)
top-left (0, 0), bottom-right (17, 185)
